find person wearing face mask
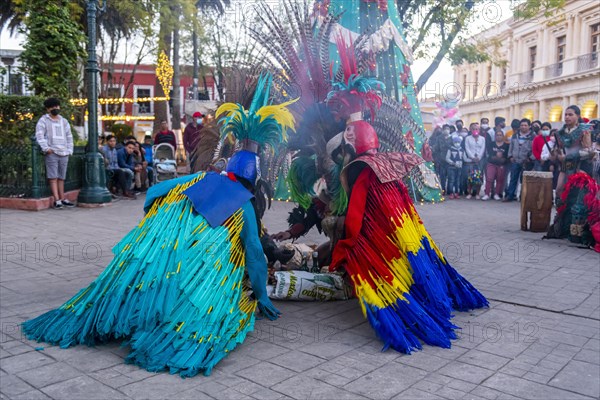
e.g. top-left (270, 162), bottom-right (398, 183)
top-left (503, 118), bottom-right (535, 202)
top-left (532, 122), bottom-right (553, 171)
top-left (183, 111), bottom-right (204, 164)
top-left (463, 122), bottom-right (486, 199)
top-left (35, 97), bottom-right (75, 209)
top-left (531, 120), bottom-right (542, 136)
top-left (540, 129), bottom-right (560, 189)
top-left (455, 119), bottom-right (464, 133)
top-left (480, 117), bottom-right (491, 140)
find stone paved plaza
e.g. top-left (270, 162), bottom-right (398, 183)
top-left (0, 195), bottom-right (599, 400)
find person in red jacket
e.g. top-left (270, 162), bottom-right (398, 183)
top-left (532, 122), bottom-right (553, 171)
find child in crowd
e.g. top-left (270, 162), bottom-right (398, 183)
top-left (445, 135), bottom-right (464, 199)
top-left (482, 128), bottom-right (509, 200)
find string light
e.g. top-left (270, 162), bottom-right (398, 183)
top-left (99, 115), bottom-right (155, 121)
top-left (0, 112), bottom-right (34, 123)
top-left (70, 96), bottom-right (170, 106)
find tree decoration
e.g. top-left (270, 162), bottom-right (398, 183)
top-left (156, 51), bottom-right (173, 99)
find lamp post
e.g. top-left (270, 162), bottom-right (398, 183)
top-left (78, 0), bottom-right (111, 204)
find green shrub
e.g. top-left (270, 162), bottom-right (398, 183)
top-left (111, 123), bottom-right (133, 142)
top-left (0, 95), bottom-right (79, 146)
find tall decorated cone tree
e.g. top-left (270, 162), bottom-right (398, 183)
top-left (320, 0), bottom-right (442, 202)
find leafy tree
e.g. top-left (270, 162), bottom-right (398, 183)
top-left (18, 0), bottom-right (85, 98)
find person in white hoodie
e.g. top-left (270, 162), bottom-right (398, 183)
top-left (463, 122), bottom-right (486, 199)
top-left (35, 98), bottom-right (74, 209)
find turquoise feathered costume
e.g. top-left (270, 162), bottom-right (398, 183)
top-left (23, 74), bottom-right (296, 377)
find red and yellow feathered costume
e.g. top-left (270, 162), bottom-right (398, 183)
top-left (330, 121), bottom-right (488, 353)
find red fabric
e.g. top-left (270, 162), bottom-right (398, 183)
top-left (485, 164), bottom-right (506, 196)
top-left (330, 168), bottom-right (371, 271)
top-left (183, 124), bottom-right (202, 153)
top-left (226, 172), bottom-right (237, 182)
top-left (330, 167), bottom-right (416, 291)
top-left (532, 135), bottom-right (550, 161)
top-left (155, 130), bottom-right (177, 149)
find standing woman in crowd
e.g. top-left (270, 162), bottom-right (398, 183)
top-left (482, 128), bottom-right (509, 201)
top-left (532, 122), bottom-right (553, 171)
top-left (555, 105), bottom-right (595, 199)
top-left (463, 122), bottom-right (486, 199)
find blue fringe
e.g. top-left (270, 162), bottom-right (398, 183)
top-left (362, 237), bottom-right (487, 354)
top-left (22, 196), bottom-right (255, 377)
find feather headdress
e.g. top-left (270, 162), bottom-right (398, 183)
top-left (326, 34), bottom-right (385, 121)
top-left (216, 73), bottom-right (298, 152)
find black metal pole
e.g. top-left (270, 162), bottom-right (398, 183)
top-left (77, 0), bottom-right (111, 204)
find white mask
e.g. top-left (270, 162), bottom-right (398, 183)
top-left (481, 124), bottom-right (489, 129)
top-left (541, 130), bottom-right (550, 137)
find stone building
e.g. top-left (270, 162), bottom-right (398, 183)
top-left (454, 0), bottom-right (599, 124)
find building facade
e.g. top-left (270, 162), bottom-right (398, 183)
top-left (454, 0), bottom-right (599, 125)
top-left (99, 63), bottom-right (219, 137)
top-left (0, 49), bottom-right (31, 96)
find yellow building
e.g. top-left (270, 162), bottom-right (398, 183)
top-left (454, 0), bottom-right (599, 124)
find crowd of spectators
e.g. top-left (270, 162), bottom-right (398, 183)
top-left (429, 113), bottom-right (600, 202)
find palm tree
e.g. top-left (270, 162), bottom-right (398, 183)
top-left (0, 0), bottom-right (25, 34)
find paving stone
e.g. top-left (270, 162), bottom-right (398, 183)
top-left (573, 349), bottom-right (600, 364)
top-left (236, 362), bottom-right (296, 388)
top-left (344, 363), bottom-right (426, 399)
top-left (8, 389), bottom-right (52, 400)
top-left (175, 388), bottom-right (216, 399)
top-left (296, 336), bottom-right (357, 360)
top-left (16, 361), bottom-right (82, 388)
top-left (272, 374), bottom-right (367, 400)
top-left (434, 385), bottom-right (468, 399)
top-left (40, 375), bottom-right (127, 400)
top-left (447, 379), bottom-right (477, 393)
top-left (468, 385), bottom-right (504, 400)
top-left (250, 387), bottom-right (294, 400)
top-left (498, 363), bottom-right (529, 377)
top-left (314, 372), bottom-right (354, 386)
top-left (457, 349), bottom-right (511, 370)
top-left (392, 388), bottom-right (444, 399)
top-left (438, 362), bottom-right (495, 385)
top-left (64, 348), bottom-right (123, 372)
top-left (0, 374), bottom-right (34, 396)
top-left (0, 352), bottom-right (54, 374)
top-left (119, 372), bottom-right (201, 398)
top-left (266, 349), bottom-right (325, 372)
top-left (211, 352), bottom-right (261, 375)
top-left (483, 372), bottom-right (592, 400)
top-left (193, 380), bottom-right (229, 398)
top-left (523, 371), bottom-right (551, 384)
top-left (230, 377), bottom-right (265, 395)
top-left (412, 379), bottom-right (444, 394)
top-left (2, 197), bottom-right (600, 400)
top-left (548, 360), bottom-right (600, 398)
top-left (395, 351), bottom-right (451, 372)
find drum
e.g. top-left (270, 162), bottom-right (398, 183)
top-left (521, 171), bottom-right (554, 232)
